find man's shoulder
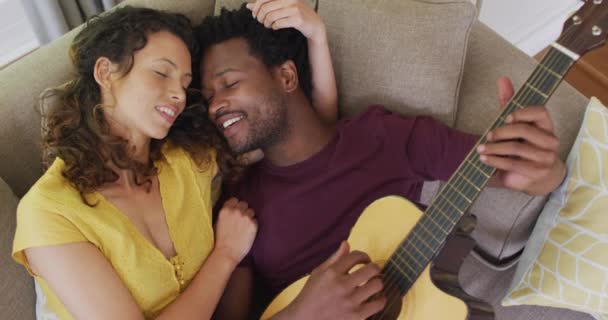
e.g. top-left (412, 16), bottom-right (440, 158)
top-left (338, 105), bottom-right (421, 133)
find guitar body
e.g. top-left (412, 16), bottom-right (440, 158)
top-left (262, 196), bottom-right (489, 320)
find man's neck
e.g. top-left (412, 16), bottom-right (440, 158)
top-left (263, 100), bottom-right (336, 167)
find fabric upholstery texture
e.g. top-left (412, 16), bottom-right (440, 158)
top-left (0, 177), bottom-right (35, 319)
top-left (502, 97), bottom-right (608, 319)
top-left (319, 0), bottom-right (476, 126)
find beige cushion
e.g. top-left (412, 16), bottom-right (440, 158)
top-left (503, 98), bottom-right (608, 318)
top-left (320, 0), bottom-right (477, 125)
top-left (0, 0), bottom-right (216, 197)
top-left (0, 177), bottom-right (35, 319)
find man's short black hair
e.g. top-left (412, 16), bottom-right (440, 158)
top-left (193, 4), bottom-right (313, 103)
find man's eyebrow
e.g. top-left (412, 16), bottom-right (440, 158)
top-left (154, 58), bottom-right (192, 77)
top-left (201, 68), bottom-right (242, 91)
top-left (214, 68), bottom-right (240, 77)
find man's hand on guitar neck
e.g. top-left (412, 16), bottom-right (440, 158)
top-left (479, 76), bottom-right (567, 196)
top-left (272, 242), bottom-right (386, 320)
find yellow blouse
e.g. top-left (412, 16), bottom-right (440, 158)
top-left (13, 146), bottom-right (218, 319)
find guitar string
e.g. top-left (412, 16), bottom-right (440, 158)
top-left (371, 47), bottom-right (572, 319)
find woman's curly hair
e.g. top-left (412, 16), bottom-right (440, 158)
top-left (41, 6), bottom-right (239, 205)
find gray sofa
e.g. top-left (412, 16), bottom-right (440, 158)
top-left (0, 0), bottom-right (593, 319)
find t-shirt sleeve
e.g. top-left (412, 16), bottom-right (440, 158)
top-left (376, 107), bottom-right (478, 181)
top-left (12, 195), bottom-right (87, 275)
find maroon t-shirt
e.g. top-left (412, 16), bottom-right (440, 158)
top-left (227, 105), bottom-right (478, 299)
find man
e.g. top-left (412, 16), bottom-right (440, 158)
top-left (195, 5), bottom-right (566, 320)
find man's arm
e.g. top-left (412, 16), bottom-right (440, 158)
top-left (213, 267), bottom-right (254, 320)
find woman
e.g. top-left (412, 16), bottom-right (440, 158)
top-left (12, 2), bottom-right (337, 320)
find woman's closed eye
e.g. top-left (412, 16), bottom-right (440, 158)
top-left (154, 70), bottom-right (168, 78)
top-left (226, 81), bottom-right (239, 88)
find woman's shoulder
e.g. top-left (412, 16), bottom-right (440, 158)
top-left (20, 158), bottom-right (81, 211)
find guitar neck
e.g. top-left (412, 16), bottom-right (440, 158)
top-left (384, 46), bottom-right (577, 295)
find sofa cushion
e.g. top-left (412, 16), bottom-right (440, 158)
top-left (0, 0), bottom-right (216, 198)
top-left (0, 177), bottom-right (35, 319)
top-left (319, 0), bottom-right (476, 125)
top-left (503, 98), bottom-right (608, 318)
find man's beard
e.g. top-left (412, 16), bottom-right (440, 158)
top-left (231, 92), bottom-right (289, 155)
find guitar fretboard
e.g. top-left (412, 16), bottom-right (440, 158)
top-left (381, 47), bottom-right (576, 297)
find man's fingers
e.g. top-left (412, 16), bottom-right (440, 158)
top-left (346, 264), bottom-right (382, 288)
top-left (478, 141), bottom-right (557, 166)
top-left (350, 277), bottom-right (384, 303)
top-left (318, 241), bottom-right (350, 270)
top-left (504, 106), bottom-right (555, 133)
top-left (480, 155), bottom-right (548, 179)
top-left (487, 124), bottom-right (559, 150)
top-left (333, 251), bottom-right (371, 274)
top-left (358, 295), bottom-right (387, 319)
top-left (496, 76), bottom-right (514, 108)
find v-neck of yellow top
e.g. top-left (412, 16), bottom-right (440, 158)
top-left (94, 159), bottom-right (179, 264)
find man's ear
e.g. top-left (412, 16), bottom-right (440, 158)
top-left (93, 57), bottom-right (115, 90)
top-left (275, 60), bottom-right (299, 93)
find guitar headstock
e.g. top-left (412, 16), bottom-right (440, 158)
top-left (558, 0), bottom-right (608, 56)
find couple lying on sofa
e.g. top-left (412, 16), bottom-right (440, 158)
top-left (11, 1), bottom-right (567, 319)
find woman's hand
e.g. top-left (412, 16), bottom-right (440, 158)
top-left (247, 0), bottom-right (327, 44)
top-left (213, 197), bottom-right (258, 267)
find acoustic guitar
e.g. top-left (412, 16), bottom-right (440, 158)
top-left (262, 1), bottom-right (608, 319)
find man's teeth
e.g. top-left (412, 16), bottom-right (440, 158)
top-left (222, 116), bottom-right (243, 129)
top-left (156, 106), bottom-right (176, 117)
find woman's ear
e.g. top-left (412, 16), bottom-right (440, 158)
top-left (275, 60), bottom-right (299, 93)
top-left (93, 57), bottom-right (114, 90)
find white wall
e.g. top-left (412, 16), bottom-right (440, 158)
top-left (0, 0), bottom-right (39, 68)
top-left (479, 0), bottom-right (584, 56)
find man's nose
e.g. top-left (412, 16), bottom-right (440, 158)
top-left (208, 96), bottom-right (228, 119)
